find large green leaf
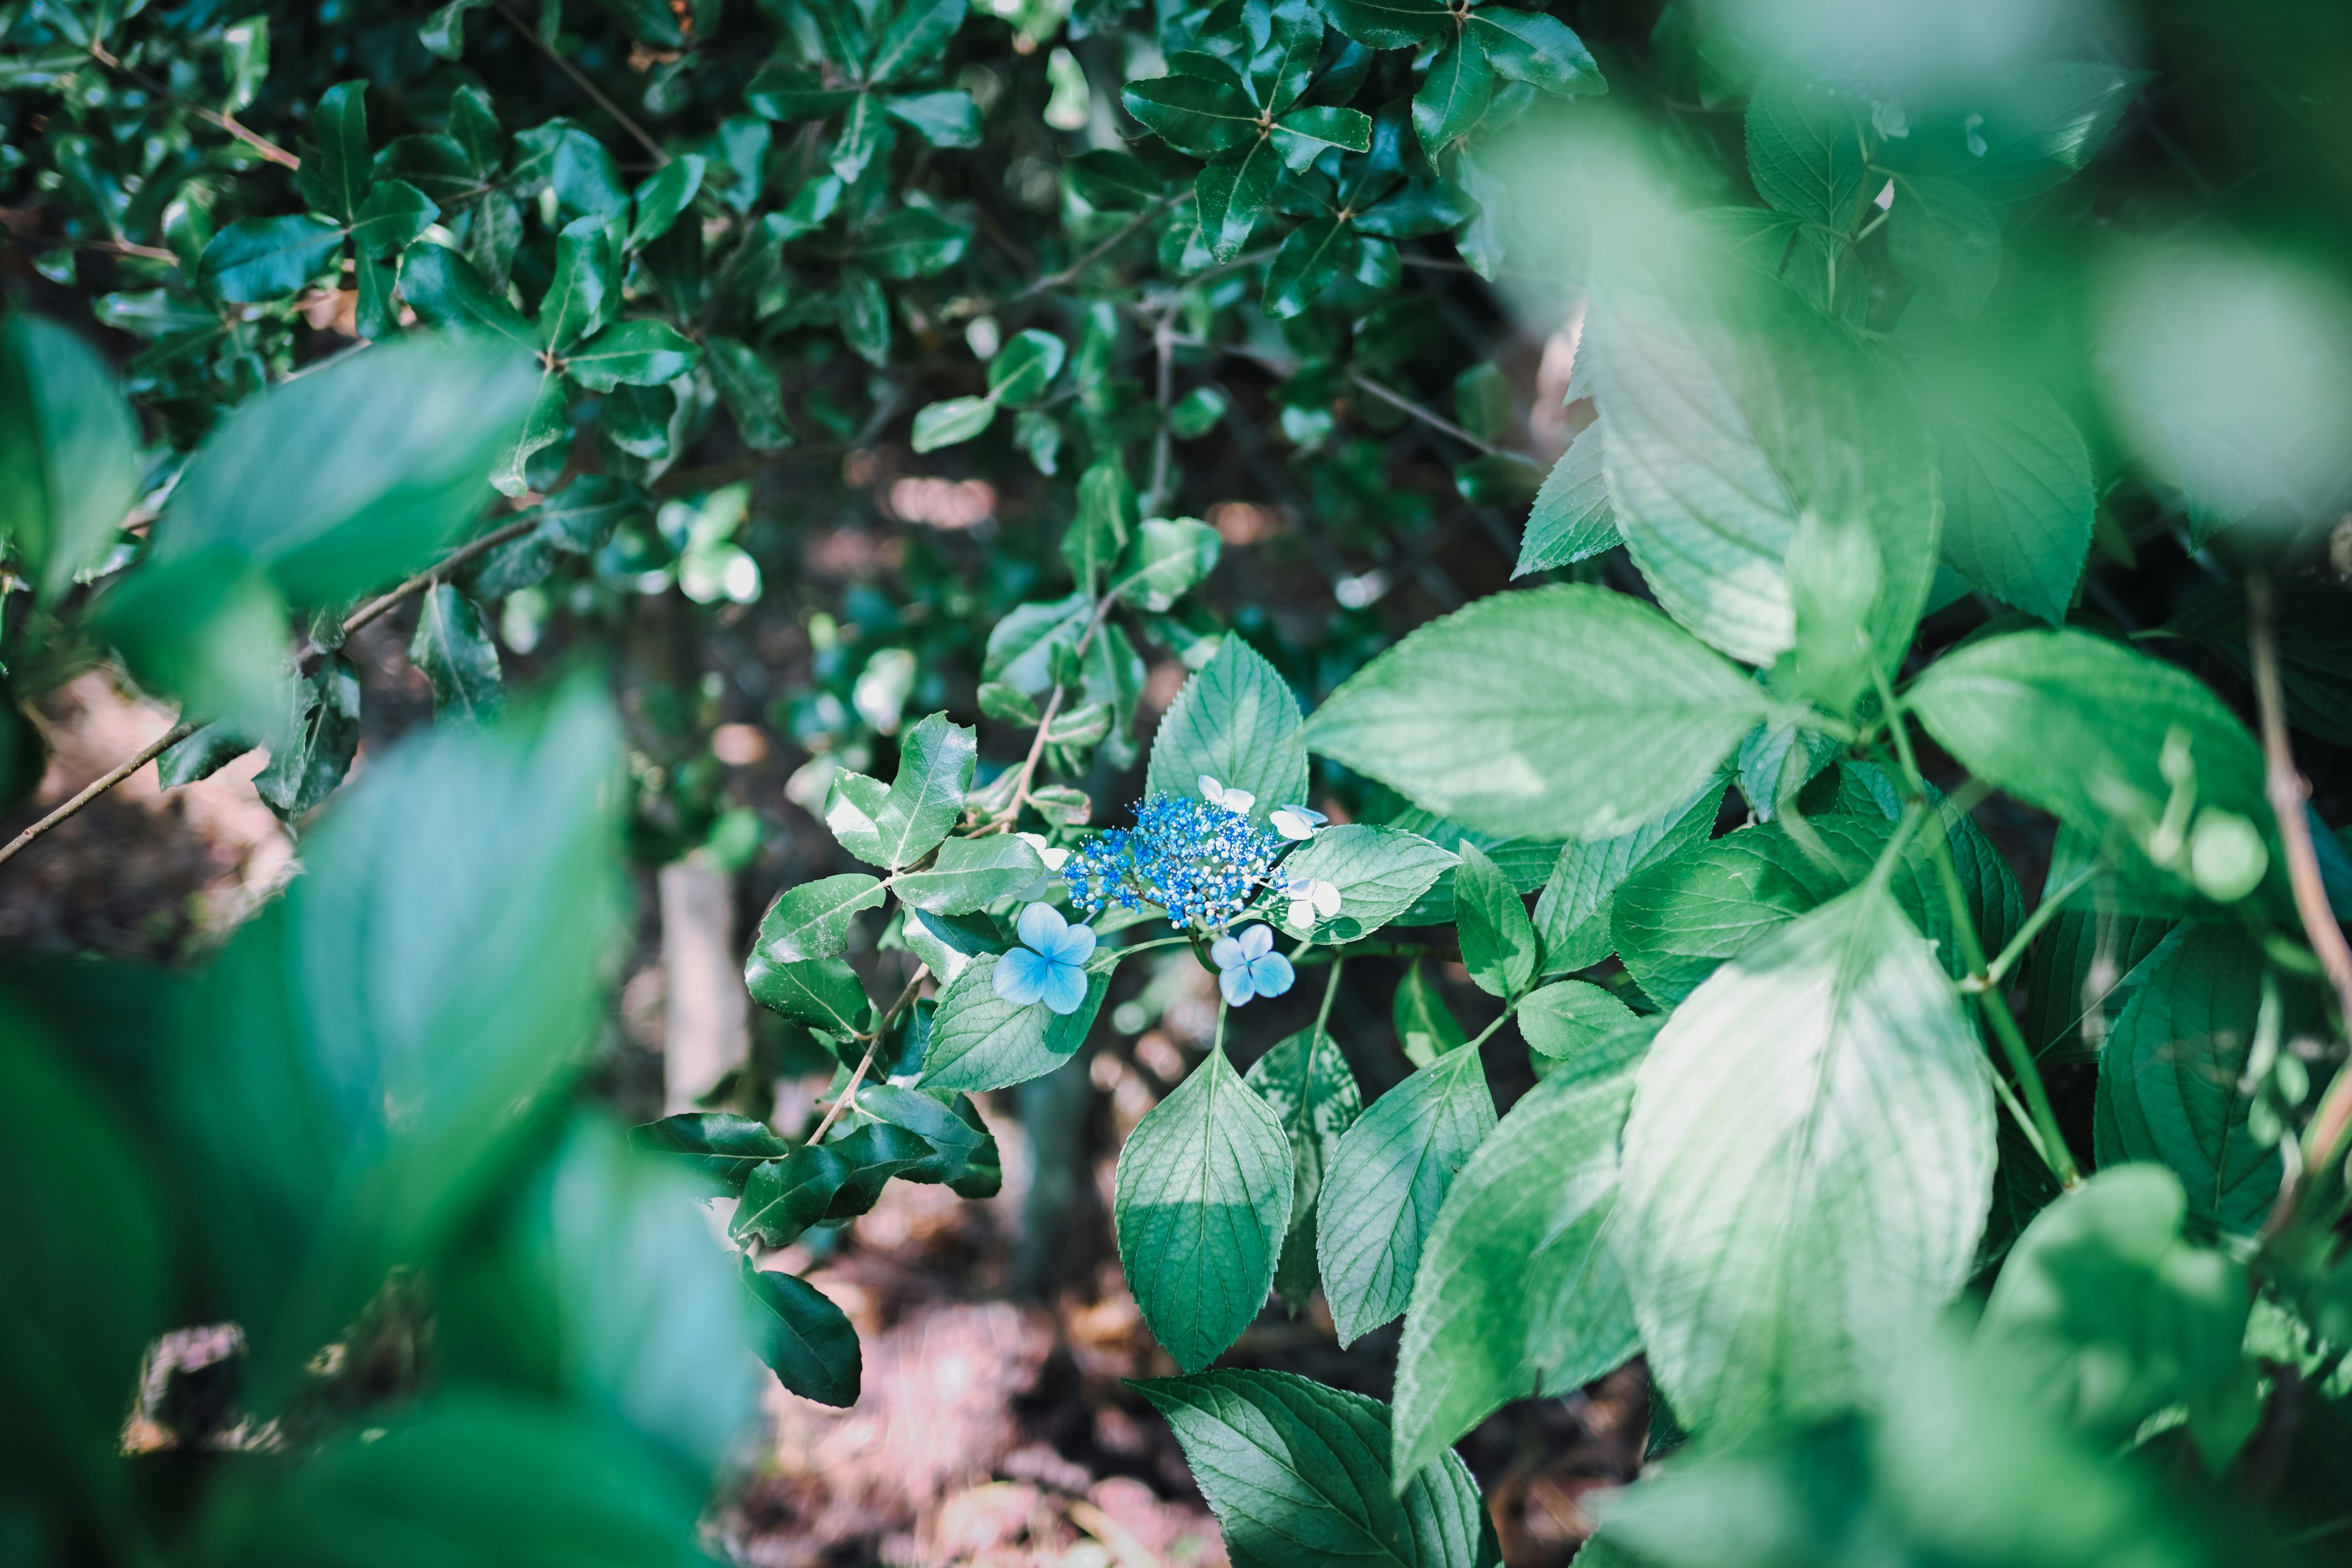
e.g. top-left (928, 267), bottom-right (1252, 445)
top-left (919, 952), bottom-right (1108, 1091)
top-left (743, 1263), bottom-right (862, 1408)
top-left (1319, 0), bottom-right (1447, 49)
top-left (2093, 922), bottom-right (2305, 1235)
top-left (869, 0), bottom-right (968, 85)
top-left (1906, 629), bottom-right (2275, 904)
top-left (1453, 842), bottom-right (1537, 998)
top-left (745, 954), bottom-right (875, 1036)
top-left (1617, 884), bottom-right (1993, 1444)
top-left (298, 79), bottom-right (374, 223)
top-left (1532, 775), bottom-right (1724, 973)
top-left (408, 582), bottom-right (503, 721)
top-left (564, 318), bottom-right (700, 393)
top-left (0, 313), bottom-right (140, 601)
top-left (200, 214), bottom-right (344, 301)
top-left (1122, 75), bottom-right (1261, 157)
top-left (1745, 77), bottom-right (1868, 232)
top-left (1246, 1026), bottom-right (1362, 1312)
top-left (1146, 635), bottom-right (1309, 823)
top-left (628, 1111), bottom-right (793, 1195)
top-left (729, 1145), bottom-right (848, 1245)
top-left (1115, 1046), bottom-right (1294, 1373)
top-left (753, 873), bottom-right (888, 963)
top-left (892, 835), bottom-right (1044, 915)
top-left (1303, 584), bottom-right (1771, 842)
top-left (1920, 380), bottom-right (2094, 624)
top-left (1317, 1042), bottom-right (1496, 1346)
top-left (1411, 33), bottom-right (1493, 155)
top-left (1887, 175), bottom-right (2002, 320)
top-left (1976, 1164), bottom-right (2248, 1439)
top-left (1250, 824), bottom-right (1457, 943)
top-left (1134, 1370), bottom-right (1497, 1568)
top-left (826, 712), bottom-right (975, 868)
top-left (1392, 1033), bottom-right (1643, 1484)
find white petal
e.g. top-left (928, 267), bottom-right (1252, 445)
top-left (1286, 899), bottom-right (1315, 929)
top-left (1313, 881), bottom-right (1343, 916)
top-left (1271, 810), bottom-right (1314, 840)
top-left (1038, 846), bottom-right (1069, 870)
top-left (1198, 774), bottom-right (1224, 804)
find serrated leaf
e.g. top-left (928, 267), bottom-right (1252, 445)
top-left (1516, 979), bottom-right (1654, 1061)
top-left (920, 952), bottom-right (1108, 1090)
top-left (756, 874), bottom-right (888, 963)
top-left (1246, 1027), bottom-right (1362, 1313)
top-left (1746, 77), bottom-right (1868, 231)
top-left (1453, 842), bottom-right (1537, 998)
top-left (1888, 174), bottom-right (2002, 320)
top-left (1116, 1046), bottom-right (1294, 1372)
top-left (1533, 775), bottom-right (1724, 973)
top-left (1318, 1043), bottom-right (1496, 1346)
top-left (893, 834), bottom-right (1044, 914)
top-left (408, 583), bottom-right (504, 721)
top-left (1145, 635), bottom-right (1308, 821)
top-left (743, 1260), bottom-right (861, 1407)
top-left (1304, 584), bottom-right (1770, 842)
top-left (1919, 380), bottom-right (2094, 625)
top-left (1135, 1370), bottom-right (1496, 1568)
top-left (1617, 883), bottom-right (1994, 1444)
top-left (1393, 1037), bottom-right (1642, 1485)
top-left (1254, 824), bottom-right (1457, 943)
top-left (1514, 416), bottom-right (1618, 576)
top-left (744, 954), bottom-right (875, 1035)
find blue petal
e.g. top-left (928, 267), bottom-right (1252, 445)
top-left (1248, 953), bottom-right (1295, 998)
top-left (1219, 965), bottom-right (1258, 1006)
top-left (1046, 922), bottom-right (1096, 965)
top-left (1210, 935), bottom-right (1245, 970)
top-left (1237, 923), bottom-right (1274, 961)
top-left (994, 947), bottom-right (1051, 1006)
top-left (1040, 960), bottom-right (1089, 1016)
top-left (1016, 902), bottom-right (1066, 951)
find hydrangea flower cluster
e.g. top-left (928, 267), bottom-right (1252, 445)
top-left (1064, 790), bottom-right (1284, 929)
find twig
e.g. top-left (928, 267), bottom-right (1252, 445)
top-left (86, 43), bottom-right (300, 169)
top-left (340, 516), bottom-right (540, 635)
top-left (1348, 371), bottom-right (1504, 458)
top-left (494, 2), bottom-right (671, 168)
top-left (2247, 576), bottom-right (2352, 1191)
top-left (0, 719), bottom-right (197, 869)
top-left (1012, 195), bottom-right (1178, 303)
top-left (807, 965), bottom-right (931, 1144)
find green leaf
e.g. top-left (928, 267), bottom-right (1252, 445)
top-left (1064, 148), bottom-right (1169, 209)
top-left (1392, 1036), bottom-right (1642, 1485)
top-left (1246, 1027), bottom-right (1363, 1313)
top-left (1888, 175), bottom-right (2002, 320)
top-left (745, 954), bottom-right (876, 1035)
top-left (1145, 635), bottom-right (1309, 821)
top-left (1255, 824), bottom-right (1457, 943)
top-left (1945, 61), bottom-right (2143, 203)
top-left (745, 66), bottom-right (862, 121)
top-left (884, 89), bottom-right (983, 146)
top-left (1061, 459), bottom-right (1136, 587)
top-left (349, 179), bottom-right (439, 261)
top-left (1117, 1045), bottom-right (1295, 1372)
top-left (398, 244), bottom-right (540, 350)
top-left (729, 1144), bottom-right (849, 1243)
top-left (1468, 9), bottom-right (1603, 95)
top-left (920, 952), bottom-right (1108, 1091)
top-left (1912, 386), bottom-right (2094, 629)
top-left (893, 834), bottom-right (1045, 914)
top-left (1319, 0), bottom-right (1447, 50)
top-left (830, 92), bottom-right (892, 183)
top-left (987, 329), bottom-right (1066, 405)
top-left (1264, 216), bottom-right (1360, 318)
top-left (1196, 138), bottom-right (1283, 261)
top-left (1303, 584), bottom-right (1771, 842)
top-left (1318, 1042), bottom-right (1496, 1346)
top-left (513, 120), bottom-right (629, 219)
top-left (837, 712), bottom-right (974, 869)
top-left (1533, 775), bottom-right (1724, 973)
top-left (629, 1112), bottom-right (793, 1194)
top-left (1412, 34), bottom-right (1493, 156)
top-left (1453, 842), bottom-right (1537, 998)
top-left (705, 336), bottom-right (793, 450)
top-left (1272, 104), bottom-right (1373, 167)
top-left (744, 1261), bottom-right (862, 1407)
top-left (564, 318), bottom-right (700, 393)
top-left (854, 205), bottom-right (971, 279)
top-left (157, 720), bottom-right (257, 788)
top-left (142, 333), bottom-right (538, 606)
top-left (1516, 979), bottom-right (1654, 1061)
top-left (823, 1120), bottom-right (938, 1216)
top-left (755, 873), bottom-right (889, 963)
top-left (1617, 884), bottom-right (1992, 1444)
top-left (1114, 516), bottom-right (1221, 612)
top-left (1976, 1164), bottom-right (2248, 1438)
top-left (1122, 75), bottom-right (1260, 158)
top-left (1905, 628), bottom-right (2274, 903)
top-left (1514, 416), bottom-right (1617, 576)
top-left (254, 656), bottom-right (363, 820)
top-left (1393, 958), bottom-right (1469, 1069)
top-left (536, 475), bottom-right (644, 553)
top-left (628, 154), bottom-right (705, 249)
top-left (1171, 386), bottom-right (1228, 439)
top-left (0, 314), bottom-right (140, 602)
top-left (420, 0), bottom-right (488, 57)
top-left (1134, 1370), bottom-right (1497, 1568)
top-left (870, 0), bottom-right (968, 85)
top-left (298, 80), bottom-right (373, 224)
top-left (2094, 923), bottom-right (2303, 1235)
top-left (911, 395), bottom-right (996, 451)
top-left (982, 590), bottom-right (1089, 695)
top-left (408, 583), bottom-right (504, 721)
top-left (492, 369), bottom-right (571, 498)
top-left (1745, 77), bottom-right (1868, 232)
top-left (200, 214), bottom-right (344, 301)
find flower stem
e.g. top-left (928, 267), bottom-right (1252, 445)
top-left (1316, 955), bottom-right (1345, 1036)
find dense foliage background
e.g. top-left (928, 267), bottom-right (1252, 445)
top-left (6, 0), bottom-right (2352, 1562)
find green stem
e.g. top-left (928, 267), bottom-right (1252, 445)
top-left (1974, 858), bottom-right (2104, 993)
top-left (1464, 995), bottom-right (1523, 1052)
top-left (1212, 998), bottom-right (1229, 1060)
top-left (1315, 954), bottom-right (1345, 1036)
top-left (1868, 664), bottom-right (2081, 1186)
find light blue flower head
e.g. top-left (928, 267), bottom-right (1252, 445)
top-left (993, 903), bottom-right (1096, 1015)
top-left (1211, 923), bottom-right (1294, 1006)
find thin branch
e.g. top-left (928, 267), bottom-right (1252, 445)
top-left (86, 43), bottom-right (300, 168)
top-left (806, 964), bottom-right (930, 1144)
top-left (341, 516), bottom-right (539, 636)
top-left (494, 2), bottom-right (670, 167)
top-left (1012, 195), bottom-right (1178, 303)
top-left (1348, 371), bottom-right (1504, 458)
top-left (0, 719), bottom-right (197, 869)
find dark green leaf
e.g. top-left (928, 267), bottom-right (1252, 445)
top-left (628, 154), bottom-right (705, 249)
top-left (1264, 216), bottom-right (1359, 318)
top-left (1123, 75), bottom-right (1261, 158)
top-left (630, 1112), bottom-right (793, 1194)
top-left (0, 314), bottom-right (139, 601)
top-left (349, 179), bottom-right (439, 261)
top-left (398, 244), bottom-right (540, 350)
top-left (755, 873), bottom-right (888, 963)
top-left (1468, 9), bottom-right (1602, 95)
top-left (1746, 77), bottom-right (1868, 231)
top-left (883, 89), bottom-right (982, 146)
top-left (157, 720), bottom-right (257, 788)
top-left (408, 583), bottom-right (504, 722)
top-left (745, 954), bottom-right (876, 1035)
top-left (200, 214), bottom-right (343, 302)
top-left (1246, 1027), bottom-right (1362, 1313)
top-left (1113, 516), bottom-right (1221, 611)
top-left (730, 1144), bottom-right (849, 1243)
top-left (1533, 775), bottom-right (1724, 973)
top-left (564, 318), bottom-right (700, 393)
top-left (705, 336), bottom-right (793, 450)
top-left (1319, 0), bottom-right (1448, 50)
top-left (744, 1261), bottom-right (862, 1407)
top-left (1196, 138), bottom-right (1283, 262)
top-left (298, 80), bottom-right (373, 224)
top-left (854, 206), bottom-right (971, 279)
top-left (1888, 175), bottom-right (2001, 320)
top-left (1412, 34), bottom-right (1493, 156)
top-left (1065, 148), bottom-right (1168, 209)
top-left (870, 0), bottom-right (967, 83)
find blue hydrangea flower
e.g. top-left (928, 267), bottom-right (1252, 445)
top-left (1064, 791), bottom-right (1283, 930)
top-left (993, 903), bottom-right (1095, 1014)
top-left (1212, 924), bottom-right (1294, 1006)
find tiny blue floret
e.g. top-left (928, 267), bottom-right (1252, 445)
top-left (994, 903), bottom-right (1096, 1014)
top-left (1212, 924), bottom-right (1294, 1006)
top-left (1064, 790), bottom-right (1283, 930)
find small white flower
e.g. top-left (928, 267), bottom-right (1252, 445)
top-left (1279, 869), bottom-right (1341, 929)
top-left (1269, 802), bottom-right (1327, 840)
top-left (1017, 831), bottom-right (1069, 871)
top-left (1199, 774), bottom-right (1256, 816)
